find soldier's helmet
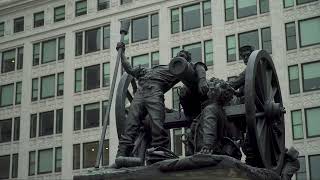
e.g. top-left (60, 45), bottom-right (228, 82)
top-left (176, 50), bottom-right (192, 62)
top-left (239, 45), bottom-right (255, 65)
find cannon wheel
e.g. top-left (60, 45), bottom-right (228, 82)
top-left (245, 50), bottom-right (285, 174)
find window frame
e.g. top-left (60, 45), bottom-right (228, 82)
top-left (305, 106), bottom-right (320, 138)
top-left (131, 15), bottom-right (149, 43)
top-left (40, 74), bottom-right (56, 100)
top-left (0, 22), bottom-right (4, 37)
top-left (75, 0), bottom-right (87, 17)
top-left (0, 83), bottom-right (14, 107)
top-left (301, 60), bottom-right (320, 92)
top-left (308, 154), bottom-right (320, 180)
top-left (54, 5), bottom-right (65, 22)
top-left (0, 118), bottom-right (12, 143)
top-left (15, 81), bottom-right (22, 105)
top-left (37, 148), bottom-right (53, 174)
top-left (288, 65), bottom-right (300, 94)
top-left (182, 3), bottom-right (201, 32)
top-left (285, 22), bottom-right (297, 51)
top-left (298, 16), bottom-right (320, 48)
top-left (33, 11), bottom-right (44, 28)
top-left (98, 0), bottom-right (110, 11)
top-left (236, 0), bottom-right (257, 19)
top-left (226, 34), bottom-right (236, 62)
top-left (13, 17), bottom-right (24, 33)
top-left (291, 109), bottom-right (304, 140)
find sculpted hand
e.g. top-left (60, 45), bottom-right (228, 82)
top-left (198, 78), bottom-right (209, 95)
top-left (116, 42), bottom-right (125, 51)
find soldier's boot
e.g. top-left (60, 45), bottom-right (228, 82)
top-left (116, 144), bottom-right (134, 157)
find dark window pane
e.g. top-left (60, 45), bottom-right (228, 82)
top-left (296, 157), bottom-right (306, 180)
top-left (0, 22), bottom-right (4, 37)
top-left (74, 106), bottom-right (81, 130)
top-left (183, 42), bottom-right (202, 62)
top-left (55, 147), bottom-right (62, 172)
top-left (297, 0), bottom-right (317, 5)
top-left (121, 0), bottom-right (132, 4)
top-left (98, 0), bottom-right (110, 10)
top-left (225, 0), bottom-right (234, 21)
top-left (132, 16), bottom-right (149, 43)
top-left (284, 0), bottom-right (294, 8)
top-left (38, 149), bottom-right (53, 174)
top-left (103, 26), bottom-right (110, 49)
top-left (58, 37), bottom-right (65, 60)
top-left (285, 22), bottom-right (297, 50)
top-left (226, 35), bottom-right (236, 62)
top-left (30, 114), bottom-right (37, 138)
top-left (1, 49), bottom-right (15, 73)
top-left (73, 144), bottom-right (80, 169)
top-left (75, 32), bottom-right (83, 56)
top-left (238, 30), bottom-right (259, 60)
top-left (33, 43), bottom-right (40, 66)
top-left (203, 1), bottom-right (212, 26)
top-left (76, 0), bottom-right (87, 16)
top-left (173, 128), bottom-right (183, 156)
top-left (54, 5), bottom-right (65, 22)
top-left (306, 107), bottom-right (320, 137)
top-left (17, 47), bottom-right (23, 70)
top-left (205, 40), bottom-right (213, 66)
top-left (13, 117), bottom-right (20, 141)
top-left (261, 27), bottom-right (272, 54)
top-left (151, 13), bottom-right (159, 38)
top-left (102, 100), bottom-right (109, 126)
top-left (41, 75), bottom-right (55, 99)
top-left (103, 63), bottom-right (110, 87)
top-left (42, 39), bottom-right (57, 63)
top-left (57, 73), bottom-right (64, 96)
top-left (84, 102), bottom-right (100, 129)
top-left (12, 154), bottom-right (18, 178)
top-left (0, 84), bottom-right (14, 107)
top-left (309, 155), bottom-right (320, 180)
top-left (182, 4), bottom-right (201, 31)
top-left (75, 68), bottom-right (82, 92)
top-left (291, 110), bottom-right (303, 140)
top-left (151, 51), bottom-right (159, 67)
top-left (85, 28), bottom-right (101, 53)
top-left (34, 11), bottom-right (44, 28)
top-left (0, 119), bottom-right (12, 143)
top-left (0, 155), bottom-right (10, 179)
top-left (299, 17), bottom-right (320, 47)
top-left (56, 109), bottom-right (63, 134)
top-left (14, 17), bottom-right (24, 33)
top-left (32, 78), bottom-right (38, 101)
top-left (15, 81), bottom-right (22, 104)
top-left (237, 0), bottom-right (257, 18)
top-left (39, 111), bottom-right (54, 136)
top-left (260, 0), bottom-right (269, 13)
top-left (302, 61), bottom-right (320, 92)
top-left (171, 8), bottom-right (180, 34)
top-left (288, 65), bottom-right (300, 94)
top-left (83, 141), bottom-right (98, 168)
top-left (132, 54), bottom-right (149, 68)
top-left (102, 140), bottom-right (109, 166)
top-left (29, 151), bottom-right (36, 176)
top-left (84, 65), bottom-right (100, 90)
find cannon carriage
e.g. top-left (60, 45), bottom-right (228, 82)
top-left (115, 50), bottom-right (286, 174)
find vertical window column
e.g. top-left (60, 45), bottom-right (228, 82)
top-left (171, 8), bottom-right (180, 34)
top-left (226, 35), bottom-right (236, 62)
top-left (204, 40), bottom-right (213, 66)
top-left (291, 110), bottom-right (304, 140)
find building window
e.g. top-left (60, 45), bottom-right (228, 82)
top-left (132, 16), bottom-right (149, 43)
top-left (299, 17), bottom-right (320, 48)
top-left (302, 61), bottom-right (320, 92)
top-left (83, 141), bottom-right (99, 168)
top-left (14, 17), bottom-right (24, 33)
top-left (284, 0), bottom-right (294, 8)
top-left (225, 0), bottom-right (234, 21)
top-left (171, 8), bottom-right (180, 34)
top-left (172, 87), bottom-right (180, 110)
top-left (54, 5), bottom-right (65, 22)
top-left (0, 84), bottom-right (14, 107)
top-left (73, 144), bottom-right (80, 170)
top-left (1, 49), bottom-right (15, 73)
top-left (151, 13), bottom-right (159, 38)
top-left (39, 111), bottom-right (54, 137)
top-left (103, 25), bottom-right (110, 49)
top-left (58, 37), bottom-right (65, 60)
top-left (291, 110), bottom-right (303, 140)
top-left (98, 0), bottom-right (110, 10)
top-left (76, 0), bottom-right (87, 16)
top-left (204, 40), bottom-right (213, 66)
top-left (305, 107), bottom-right (320, 138)
top-left (173, 128), bottom-right (183, 156)
top-left (15, 81), bottom-right (22, 104)
top-left (34, 11), bottom-right (44, 28)
top-left (57, 73), bottom-right (64, 96)
top-left (74, 106), bottom-right (81, 130)
top-left (42, 39), bottom-right (56, 63)
top-left (55, 147), bottom-right (62, 172)
top-left (17, 47), bottom-right (23, 70)
top-left (132, 54), bottom-right (149, 68)
top-left (30, 114), bottom-right (37, 138)
top-left (288, 65), bottom-right (300, 94)
top-left (85, 28), bottom-right (101, 53)
top-left (29, 151), bottom-right (36, 176)
top-left (182, 4), bottom-right (201, 31)
top-left (203, 1), bottom-right (212, 26)
top-left (40, 75), bottom-right (55, 99)
top-left (75, 68), bottom-right (82, 92)
top-left (285, 22), bottom-right (297, 50)
top-left (172, 47), bottom-right (181, 58)
top-left (11, 154), bottom-right (18, 178)
top-left (83, 102), bottom-right (100, 129)
top-left (32, 78), bottom-right (38, 101)
top-left (56, 109), bottom-right (63, 134)
top-left (13, 117), bottom-right (20, 141)
top-left (75, 32), bottom-right (83, 56)
top-left (237, 0), bottom-right (257, 19)
top-left (0, 22), bottom-right (4, 37)
top-left (38, 149), bottom-right (53, 174)
top-left (102, 140), bottom-right (109, 166)
top-left (151, 51), bottom-right (159, 67)
top-left (103, 63), bottom-right (110, 87)
top-left (183, 42), bottom-right (202, 62)
top-left (297, 0), bottom-right (318, 5)
top-left (296, 156), bottom-right (306, 180)
top-left (226, 35), bottom-right (236, 62)
top-left (238, 30), bottom-right (259, 60)
top-left (33, 37), bottom-right (64, 65)
top-left (0, 119), bottom-right (11, 143)
top-left (33, 43), bottom-right (40, 66)
top-left (309, 154), bottom-right (320, 180)
top-left (102, 100), bottom-right (109, 126)
top-left (0, 155), bottom-right (10, 179)
top-left (261, 27), bottom-right (272, 54)
top-left (84, 65), bottom-right (100, 91)
top-left (260, 0), bottom-right (269, 13)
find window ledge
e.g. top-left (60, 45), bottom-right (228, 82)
top-left (0, 105), bottom-right (14, 110)
top-left (82, 127), bottom-right (101, 133)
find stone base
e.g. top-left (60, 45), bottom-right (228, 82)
top-left (74, 154), bottom-right (280, 180)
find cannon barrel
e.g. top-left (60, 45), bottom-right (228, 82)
top-left (169, 57), bottom-right (198, 89)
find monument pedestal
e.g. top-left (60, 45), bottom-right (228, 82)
top-left (74, 154), bottom-right (280, 180)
